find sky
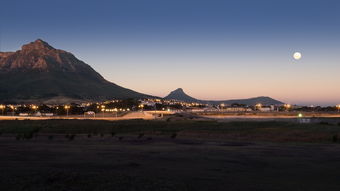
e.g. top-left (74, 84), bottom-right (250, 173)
top-left (0, 0), bottom-right (339, 106)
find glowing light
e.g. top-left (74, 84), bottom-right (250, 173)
top-left (298, 113), bottom-right (303, 118)
top-left (293, 52), bottom-right (302, 60)
top-left (0, 105), bottom-right (5, 115)
top-left (284, 104), bottom-right (291, 110)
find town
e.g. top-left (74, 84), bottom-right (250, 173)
top-left (0, 98), bottom-right (339, 118)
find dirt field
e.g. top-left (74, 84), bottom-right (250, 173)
top-left (1, 120), bottom-right (340, 191)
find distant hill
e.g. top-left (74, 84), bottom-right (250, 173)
top-left (164, 88), bottom-right (284, 106)
top-left (0, 39), bottom-right (154, 103)
top-left (164, 88), bottom-right (200, 103)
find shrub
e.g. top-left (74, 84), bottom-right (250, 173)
top-left (69, 134), bottom-right (76, 141)
top-left (16, 134), bottom-right (22, 140)
top-left (171, 133), bottom-right (177, 139)
top-left (332, 134), bottom-right (338, 143)
top-left (23, 133), bottom-right (33, 140)
top-left (319, 121), bottom-right (332, 125)
top-left (138, 133), bottom-right (144, 139)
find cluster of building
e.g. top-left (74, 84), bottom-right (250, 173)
top-left (0, 100), bottom-right (339, 117)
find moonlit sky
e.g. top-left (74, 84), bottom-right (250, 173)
top-left (1, 0), bottom-right (339, 106)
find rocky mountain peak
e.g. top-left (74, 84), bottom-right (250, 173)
top-left (21, 39), bottom-right (55, 52)
top-left (0, 39), bottom-right (152, 103)
top-left (0, 39), bottom-right (80, 72)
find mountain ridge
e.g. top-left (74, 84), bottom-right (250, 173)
top-left (164, 88), bottom-right (283, 105)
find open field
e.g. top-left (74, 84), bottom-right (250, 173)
top-left (0, 111), bottom-right (176, 121)
top-left (1, 111), bottom-right (340, 121)
top-left (199, 112), bottom-right (340, 119)
top-left (1, 119), bottom-right (340, 190)
top-left (1, 119), bottom-right (340, 143)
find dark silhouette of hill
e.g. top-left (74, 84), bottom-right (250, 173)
top-left (164, 88), bottom-right (200, 103)
top-left (165, 88), bottom-right (283, 105)
top-left (0, 39), bottom-right (153, 103)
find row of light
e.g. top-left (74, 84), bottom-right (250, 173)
top-left (1, 104), bottom-right (340, 111)
top-left (101, 108), bottom-right (130, 112)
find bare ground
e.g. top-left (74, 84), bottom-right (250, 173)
top-left (1, 135), bottom-right (340, 191)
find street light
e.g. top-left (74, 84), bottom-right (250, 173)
top-left (0, 105), bottom-right (5, 115)
top-left (101, 105), bottom-right (105, 117)
top-left (10, 105), bottom-right (15, 116)
top-left (114, 108), bottom-right (118, 117)
top-left (64, 105), bottom-right (70, 117)
top-left (31, 105), bottom-right (38, 111)
top-left (220, 103), bottom-right (225, 111)
top-left (336, 105), bottom-right (340, 113)
top-left (284, 104), bottom-right (291, 111)
top-left (255, 103), bottom-right (262, 111)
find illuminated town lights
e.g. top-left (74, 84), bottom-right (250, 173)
top-left (336, 105), bottom-right (340, 112)
top-left (0, 105), bottom-right (5, 115)
top-left (31, 105), bottom-right (38, 110)
top-left (255, 103), bottom-right (262, 110)
top-left (9, 105), bottom-right (15, 116)
top-left (100, 105), bottom-right (106, 117)
top-left (284, 104), bottom-right (291, 111)
top-left (64, 105), bottom-right (71, 117)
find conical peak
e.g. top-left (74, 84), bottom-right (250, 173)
top-left (173, 88), bottom-right (184, 93)
top-left (21, 39), bottom-right (55, 51)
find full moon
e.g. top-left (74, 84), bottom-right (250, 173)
top-left (293, 52), bottom-right (302, 60)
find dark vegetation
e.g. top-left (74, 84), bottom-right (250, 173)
top-left (1, 119), bottom-right (340, 143)
top-left (1, 119), bottom-right (340, 191)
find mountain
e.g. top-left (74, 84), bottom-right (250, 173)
top-left (164, 88), bottom-right (200, 103)
top-left (164, 88), bottom-right (283, 106)
top-left (0, 39), bottom-right (153, 103)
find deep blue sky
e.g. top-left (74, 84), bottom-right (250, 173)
top-left (1, 0), bottom-right (339, 105)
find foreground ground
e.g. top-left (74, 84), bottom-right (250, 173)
top-left (1, 119), bottom-right (340, 190)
